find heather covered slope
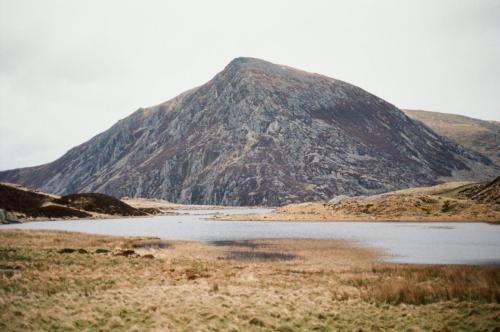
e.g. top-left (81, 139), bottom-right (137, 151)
top-left (0, 58), bottom-right (495, 205)
top-left (0, 183), bottom-right (146, 221)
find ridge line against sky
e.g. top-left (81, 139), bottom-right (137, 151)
top-left (0, 0), bottom-right (499, 170)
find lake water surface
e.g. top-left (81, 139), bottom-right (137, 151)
top-left (2, 208), bottom-right (499, 265)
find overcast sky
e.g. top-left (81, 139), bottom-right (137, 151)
top-left (0, 0), bottom-right (499, 170)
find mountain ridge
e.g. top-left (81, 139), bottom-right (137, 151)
top-left (0, 57), bottom-right (495, 205)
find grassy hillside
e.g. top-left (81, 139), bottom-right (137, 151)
top-left (404, 109), bottom-right (499, 164)
top-left (218, 179), bottom-right (500, 222)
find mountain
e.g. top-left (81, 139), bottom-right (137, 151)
top-left (404, 110), bottom-right (500, 165)
top-left (0, 57), bottom-right (496, 206)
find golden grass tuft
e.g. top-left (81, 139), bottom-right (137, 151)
top-left (359, 265), bottom-right (500, 304)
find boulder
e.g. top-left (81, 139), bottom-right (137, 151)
top-left (0, 208), bottom-right (21, 224)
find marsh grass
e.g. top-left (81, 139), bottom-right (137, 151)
top-left (351, 265), bottom-right (500, 304)
top-left (1, 230), bottom-right (499, 331)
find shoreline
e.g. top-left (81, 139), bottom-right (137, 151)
top-left (8, 206), bottom-right (268, 224)
top-left (213, 214), bottom-right (500, 224)
top-left (9, 214), bottom-right (499, 225)
top-left (3, 178), bottom-right (497, 224)
top-left (216, 179), bottom-right (500, 224)
top-left (5, 206), bottom-right (499, 225)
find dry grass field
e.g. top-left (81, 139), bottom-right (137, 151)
top-left (0, 230), bottom-right (499, 331)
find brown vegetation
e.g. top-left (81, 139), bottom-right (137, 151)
top-left (0, 230), bottom-right (499, 331)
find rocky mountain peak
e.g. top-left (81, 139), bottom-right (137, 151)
top-left (223, 57), bottom-right (286, 74)
top-left (214, 57), bottom-right (329, 90)
top-left (225, 56), bottom-right (266, 69)
top-left (0, 58), bottom-right (495, 206)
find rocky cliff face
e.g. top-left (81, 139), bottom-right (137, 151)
top-left (0, 57), bottom-right (495, 205)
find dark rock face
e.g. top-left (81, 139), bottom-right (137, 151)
top-left (0, 57), bottom-right (495, 206)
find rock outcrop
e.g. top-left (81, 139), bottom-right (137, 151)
top-left (0, 208), bottom-right (20, 224)
top-left (0, 57), bottom-right (496, 206)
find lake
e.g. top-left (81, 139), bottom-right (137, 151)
top-left (1, 208), bottom-right (499, 265)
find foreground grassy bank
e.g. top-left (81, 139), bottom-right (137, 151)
top-left (0, 230), bottom-right (499, 331)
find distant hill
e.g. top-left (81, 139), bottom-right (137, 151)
top-left (404, 110), bottom-right (499, 165)
top-left (0, 58), bottom-right (496, 206)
